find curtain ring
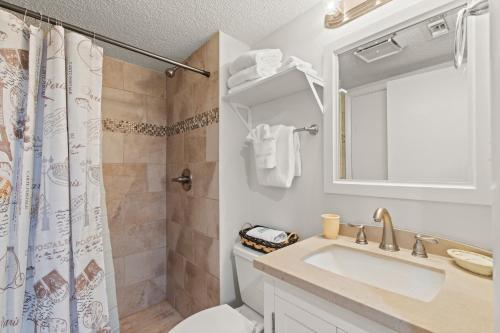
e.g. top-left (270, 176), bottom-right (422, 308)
top-left (38, 12), bottom-right (43, 29)
top-left (22, 8), bottom-right (27, 24)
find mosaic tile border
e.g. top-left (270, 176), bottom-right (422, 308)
top-left (102, 107), bottom-right (219, 137)
top-left (166, 107), bottom-right (219, 136)
top-left (102, 118), bottom-right (166, 137)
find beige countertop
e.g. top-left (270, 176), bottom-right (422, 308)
top-left (253, 235), bottom-right (493, 333)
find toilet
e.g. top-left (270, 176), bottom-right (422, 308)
top-left (170, 242), bottom-right (265, 333)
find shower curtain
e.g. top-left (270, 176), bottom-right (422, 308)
top-left (0, 10), bottom-right (119, 333)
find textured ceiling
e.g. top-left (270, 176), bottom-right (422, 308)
top-left (7, 0), bottom-right (321, 72)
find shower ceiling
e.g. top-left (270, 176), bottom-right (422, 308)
top-left (6, 0), bottom-right (321, 72)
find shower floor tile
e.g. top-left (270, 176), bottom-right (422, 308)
top-left (120, 301), bottom-right (184, 333)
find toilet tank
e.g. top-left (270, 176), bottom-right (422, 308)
top-left (233, 242), bottom-right (265, 315)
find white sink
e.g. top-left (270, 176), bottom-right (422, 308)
top-left (304, 245), bottom-right (445, 302)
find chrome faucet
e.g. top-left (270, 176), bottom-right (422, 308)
top-left (373, 208), bottom-right (399, 252)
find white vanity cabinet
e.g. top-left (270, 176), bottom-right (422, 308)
top-left (264, 277), bottom-right (397, 333)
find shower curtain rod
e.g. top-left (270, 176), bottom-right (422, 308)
top-left (0, 0), bottom-right (211, 77)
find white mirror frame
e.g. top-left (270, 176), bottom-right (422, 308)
top-left (323, 0), bottom-right (492, 205)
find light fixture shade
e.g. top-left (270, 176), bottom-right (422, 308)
top-left (325, 0), bottom-right (393, 29)
top-left (324, 0), bottom-right (345, 28)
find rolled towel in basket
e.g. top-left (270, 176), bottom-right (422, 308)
top-left (246, 226), bottom-right (288, 243)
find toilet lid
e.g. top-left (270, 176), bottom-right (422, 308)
top-left (170, 304), bottom-right (257, 333)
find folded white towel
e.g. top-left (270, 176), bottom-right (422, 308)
top-left (282, 56), bottom-right (313, 68)
top-left (278, 63), bottom-right (318, 76)
top-left (247, 226), bottom-right (288, 243)
top-left (246, 124), bottom-right (278, 169)
top-left (227, 64), bottom-right (278, 89)
top-left (230, 49), bottom-right (283, 75)
top-left (255, 125), bottom-right (298, 188)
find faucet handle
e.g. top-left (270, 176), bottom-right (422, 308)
top-left (412, 234), bottom-right (439, 258)
top-left (347, 223), bottom-right (368, 245)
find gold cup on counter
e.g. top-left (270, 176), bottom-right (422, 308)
top-left (321, 213), bottom-right (340, 239)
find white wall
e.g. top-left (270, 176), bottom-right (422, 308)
top-left (386, 65), bottom-right (470, 183)
top-left (247, 0), bottom-right (492, 249)
top-left (218, 32), bottom-right (251, 305)
top-left (219, 0), bottom-right (493, 309)
top-left (349, 89), bottom-right (387, 180)
top-left (489, 0), bottom-right (500, 330)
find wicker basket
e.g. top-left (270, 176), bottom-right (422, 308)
top-left (239, 225), bottom-right (299, 254)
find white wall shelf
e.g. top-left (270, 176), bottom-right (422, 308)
top-left (223, 66), bottom-right (324, 130)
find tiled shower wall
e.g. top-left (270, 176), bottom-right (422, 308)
top-left (101, 56), bottom-right (168, 318)
top-left (165, 32), bottom-right (220, 317)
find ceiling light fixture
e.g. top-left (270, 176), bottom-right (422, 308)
top-left (325, 0), bottom-right (393, 29)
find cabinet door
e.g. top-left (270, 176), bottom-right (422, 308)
top-left (275, 296), bottom-right (340, 333)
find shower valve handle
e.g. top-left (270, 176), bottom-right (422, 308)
top-left (171, 168), bottom-right (192, 191)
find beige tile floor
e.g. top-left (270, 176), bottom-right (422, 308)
top-left (120, 301), bottom-right (184, 333)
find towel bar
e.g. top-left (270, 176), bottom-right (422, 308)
top-left (294, 124), bottom-right (319, 135)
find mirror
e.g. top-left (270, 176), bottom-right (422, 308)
top-left (337, 6), bottom-right (472, 184)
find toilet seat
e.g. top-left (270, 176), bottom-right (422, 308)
top-left (170, 304), bottom-right (258, 333)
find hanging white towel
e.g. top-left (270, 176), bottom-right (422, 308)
top-left (255, 125), bottom-right (298, 188)
top-left (246, 226), bottom-right (288, 243)
top-left (246, 124), bottom-right (278, 169)
top-left (294, 132), bottom-right (302, 177)
top-left (229, 49), bottom-right (283, 75)
top-left (227, 63), bottom-right (278, 89)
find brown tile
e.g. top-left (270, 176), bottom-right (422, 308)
top-left (176, 227), bottom-right (194, 261)
top-left (167, 220), bottom-right (181, 251)
top-left (103, 132), bottom-right (124, 163)
top-left (147, 164), bottom-right (166, 192)
top-left (147, 277), bottom-right (167, 306)
top-left (145, 95), bottom-right (167, 126)
top-left (204, 32), bottom-right (219, 73)
top-left (190, 162), bottom-right (218, 199)
top-left (117, 280), bottom-right (149, 318)
top-left (206, 274), bottom-right (220, 307)
top-left (193, 231), bottom-right (219, 278)
top-left (184, 261), bottom-right (206, 307)
top-left (184, 48), bottom-right (206, 89)
top-left (166, 192), bottom-right (186, 224)
top-left (205, 124), bottom-right (218, 162)
top-left (110, 219), bottom-right (166, 261)
top-left (120, 301), bottom-right (183, 333)
top-left (167, 134), bottom-right (184, 164)
top-left (185, 197), bottom-right (219, 239)
top-left (102, 87), bottom-right (147, 122)
top-left (114, 257), bottom-right (126, 288)
top-left (167, 250), bottom-right (185, 288)
top-left (166, 276), bottom-right (176, 305)
top-left (123, 134), bottom-right (152, 163)
top-left (119, 192), bottom-right (167, 225)
top-left (123, 62), bottom-right (166, 97)
top-left (103, 164), bottom-right (148, 196)
top-left (103, 56), bottom-right (124, 89)
top-left (123, 134), bottom-right (167, 164)
top-left (150, 136), bottom-right (167, 164)
top-left (184, 127), bottom-right (206, 163)
top-left (193, 71), bottom-right (219, 115)
top-left (170, 87), bottom-right (194, 124)
top-left (174, 288), bottom-right (193, 318)
top-left (124, 247), bottom-right (166, 285)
